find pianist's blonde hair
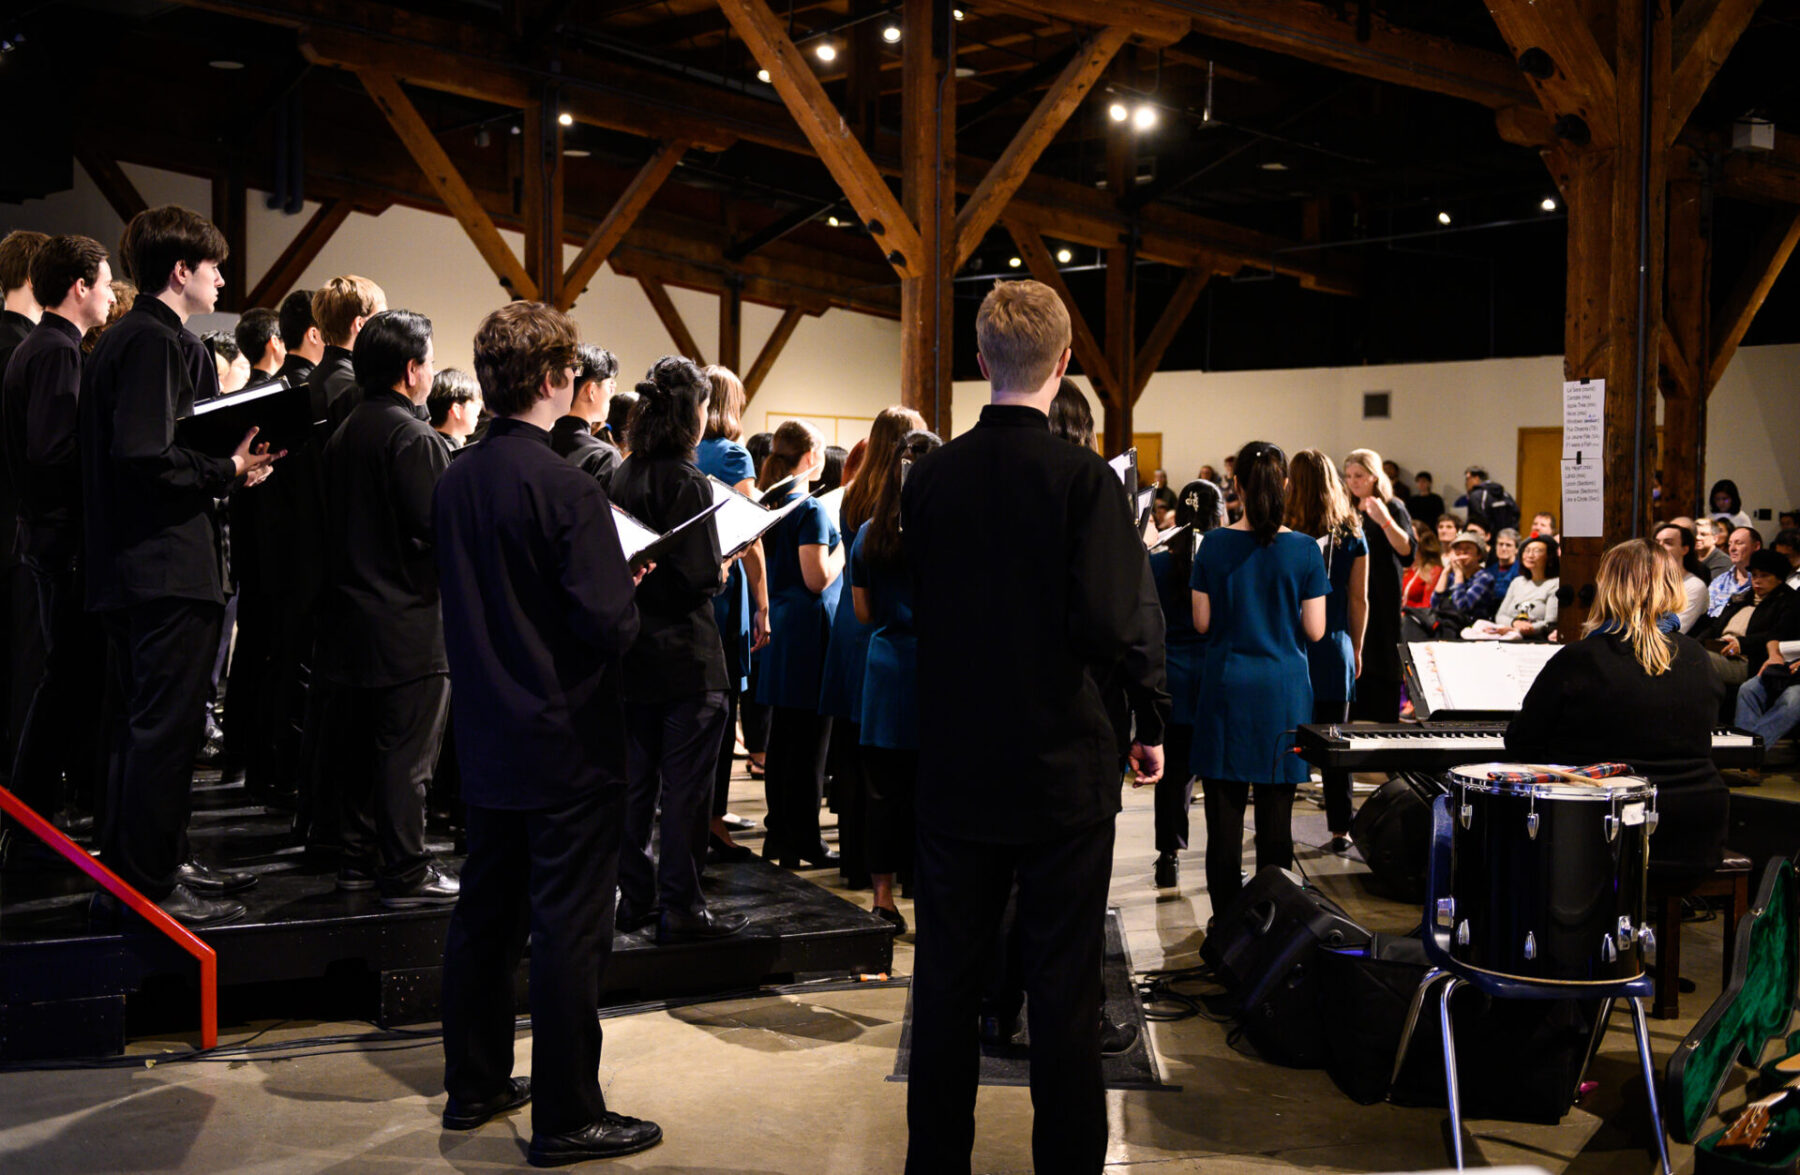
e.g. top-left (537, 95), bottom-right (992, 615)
top-left (1584, 539), bottom-right (1680, 676)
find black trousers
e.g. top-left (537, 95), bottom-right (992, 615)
top-left (1154, 723), bottom-right (1195, 854)
top-left (740, 659), bottom-right (772, 755)
top-left (763, 706), bottom-right (831, 860)
top-left (99, 598), bottom-right (223, 900)
top-left (1201, 779), bottom-right (1297, 913)
top-left (442, 787), bottom-right (623, 1137)
top-left (7, 558), bottom-right (44, 764)
top-left (1348, 667), bottom-right (1402, 722)
top-left (828, 719), bottom-right (866, 880)
top-left (710, 686), bottom-right (739, 821)
top-left (621, 690), bottom-right (728, 920)
top-left (223, 581), bottom-right (272, 778)
top-left (1311, 699), bottom-right (1354, 834)
top-left (9, 555), bottom-right (107, 823)
top-left (906, 819), bottom-right (1115, 1175)
top-left (260, 595), bottom-right (316, 800)
top-left (862, 745), bottom-right (917, 876)
top-left (319, 674), bottom-right (449, 889)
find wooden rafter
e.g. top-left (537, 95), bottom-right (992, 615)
top-left (1669, 0), bottom-right (1762, 145)
top-left (1007, 219), bottom-right (1118, 404)
top-left (246, 198), bottom-right (352, 309)
top-left (976, 0), bottom-right (1186, 47)
top-left (954, 26), bottom-right (1130, 269)
top-left (742, 306), bottom-right (808, 401)
top-left (1132, 268), bottom-right (1209, 403)
top-left (639, 276), bottom-right (708, 365)
top-left (75, 150), bottom-right (148, 224)
top-left (1483, 0), bottom-right (1618, 148)
top-left (1708, 208), bottom-right (1800, 397)
top-left (560, 140), bottom-right (690, 311)
top-left (716, 0), bottom-right (924, 278)
top-left (357, 70), bottom-right (538, 299)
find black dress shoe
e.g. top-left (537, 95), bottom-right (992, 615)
top-left (657, 908), bottom-right (750, 944)
top-left (1100, 1014), bottom-right (1141, 1056)
top-left (528, 1111), bottom-right (663, 1166)
top-left (615, 905), bottom-right (660, 934)
top-left (176, 858), bottom-right (258, 896)
top-left (873, 905), bottom-right (908, 934)
top-left (1153, 852), bottom-right (1178, 889)
top-left (379, 865), bottom-right (460, 909)
top-left (706, 835), bottom-right (754, 864)
top-left (443, 1077), bottom-right (532, 1130)
top-left (794, 845), bottom-right (839, 868)
top-left (159, 884), bottom-right (248, 928)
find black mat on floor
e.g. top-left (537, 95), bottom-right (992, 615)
top-left (887, 909), bottom-right (1170, 1091)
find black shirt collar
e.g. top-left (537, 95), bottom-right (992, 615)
top-left (323, 345), bottom-right (353, 368)
top-left (369, 387), bottom-right (429, 420)
top-left (39, 312), bottom-right (82, 345)
top-left (978, 402), bottom-right (1050, 429)
top-left (489, 417), bottom-right (552, 445)
top-left (134, 296), bottom-right (184, 333)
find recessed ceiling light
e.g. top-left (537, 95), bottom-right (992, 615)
top-left (756, 68), bottom-right (771, 83)
top-left (1259, 161), bottom-right (1288, 171)
top-left (1108, 102), bottom-right (1129, 123)
top-left (827, 216), bottom-right (841, 227)
top-left (209, 59), bottom-right (245, 70)
top-left (564, 148), bottom-right (591, 158)
top-left (1540, 196), bottom-right (1558, 212)
top-left (953, 8), bottom-right (965, 20)
top-left (1008, 256), bottom-right (1021, 268)
top-left (815, 41), bottom-right (837, 62)
top-left (558, 112), bottom-right (573, 127)
top-left (955, 66), bottom-right (977, 78)
top-left (1437, 210), bottom-right (1452, 225)
top-left (1055, 248), bottom-right (1073, 263)
top-left (1132, 104), bottom-right (1157, 131)
top-left (882, 24), bottom-right (901, 43)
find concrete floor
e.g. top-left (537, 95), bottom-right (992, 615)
top-left (0, 761), bottom-right (1783, 1175)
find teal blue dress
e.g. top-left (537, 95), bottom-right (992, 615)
top-left (1190, 529), bottom-right (1330, 784)
top-left (850, 523), bottom-right (920, 749)
top-left (818, 535), bottom-right (873, 721)
top-left (698, 437), bottom-right (756, 692)
top-left (757, 489), bottom-right (841, 710)
top-left (1307, 530), bottom-right (1367, 706)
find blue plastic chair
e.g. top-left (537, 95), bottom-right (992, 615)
top-left (1388, 793), bottom-right (1673, 1173)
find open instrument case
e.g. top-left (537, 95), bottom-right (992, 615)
top-left (1666, 856), bottom-right (1800, 1174)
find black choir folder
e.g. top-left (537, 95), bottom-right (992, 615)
top-left (707, 476), bottom-right (809, 558)
top-left (611, 499), bottom-right (727, 571)
top-left (177, 380), bottom-right (315, 458)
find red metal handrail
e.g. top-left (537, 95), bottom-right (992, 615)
top-left (0, 785), bottom-right (217, 1049)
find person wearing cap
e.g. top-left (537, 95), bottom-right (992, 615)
top-left (1696, 548), bottom-right (1800, 691)
top-left (1431, 529), bottom-right (1500, 622)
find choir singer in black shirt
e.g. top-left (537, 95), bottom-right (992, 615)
top-left (900, 280), bottom-right (1164, 1175)
top-left (435, 302), bottom-right (662, 1164)
top-left (80, 206), bottom-right (277, 927)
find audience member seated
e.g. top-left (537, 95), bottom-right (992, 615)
top-left (1654, 522), bottom-right (1711, 633)
top-left (1707, 525), bottom-right (1761, 617)
top-left (1403, 520), bottom-right (1442, 609)
top-left (1709, 478), bottom-right (1752, 529)
top-left (1435, 512), bottom-right (1462, 549)
top-left (1530, 510), bottom-right (1557, 538)
top-left (1491, 527), bottom-right (1522, 590)
top-left (1407, 471), bottom-right (1444, 529)
top-left (1736, 639), bottom-right (1800, 751)
top-left (1433, 530), bottom-right (1500, 622)
top-left (1492, 535), bottom-right (1559, 638)
top-left (1696, 549), bottom-right (1799, 695)
top-left (1773, 528), bottom-right (1800, 590)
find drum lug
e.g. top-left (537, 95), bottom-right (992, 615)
top-left (1526, 811), bottom-right (1540, 840)
top-left (1455, 919), bottom-right (1471, 946)
top-left (1617, 916), bottom-right (1636, 948)
top-left (1459, 802), bottom-right (1473, 830)
top-left (1639, 926), bottom-right (1658, 965)
top-left (1603, 814), bottom-right (1619, 842)
top-left (1524, 931), bottom-right (1537, 960)
top-left (1435, 898), bottom-right (1456, 928)
top-left (1601, 935), bottom-right (1618, 963)
top-left (1647, 807), bottom-right (1660, 834)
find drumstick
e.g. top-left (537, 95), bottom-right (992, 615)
top-left (1522, 764), bottom-right (1608, 786)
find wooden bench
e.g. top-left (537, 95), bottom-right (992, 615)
top-left (1646, 852), bottom-right (1753, 1019)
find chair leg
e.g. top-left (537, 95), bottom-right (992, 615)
top-left (1390, 967), bottom-right (1446, 1091)
top-left (1653, 893), bottom-right (1682, 1020)
top-left (1575, 997), bottom-right (1616, 1093)
top-left (1438, 976), bottom-right (1465, 1170)
top-left (1627, 995), bottom-right (1674, 1175)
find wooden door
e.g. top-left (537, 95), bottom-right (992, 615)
top-left (1133, 432), bottom-right (1163, 477)
top-left (1515, 427), bottom-right (1562, 531)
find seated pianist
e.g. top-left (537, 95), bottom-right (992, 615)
top-left (1505, 539), bottom-right (1728, 876)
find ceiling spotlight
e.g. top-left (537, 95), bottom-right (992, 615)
top-left (208, 59), bottom-right (245, 70)
top-left (1108, 102), bottom-right (1129, 123)
top-left (1132, 104), bottom-right (1157, 131)
top-left (1259, 161), bottom-right (1288, 172)
top-left (510, 124), bottom-right (522, 135)
top-left (1540, 196), bottom-right (1558, 212)
top-left (756, 68), bottom-right (771, 83)
top-left (815, 41), bottom-right (837, 63)
top-left (557, 111), bottom-right (573, 127)
top-left (1007, 256), bottom-right (1022, 269)
top-left (1437, 210), bottom-right (1452, 225)
top-left (827, 216), bottom-right (841, 227)
top-left (564, 148), bottom-right (591, 158)
top-left (1056, 248), bottom-right (1073, 264)
top-left (882, 24), bottom-right (901, 43)
top-left (953, 8), bottom-right (965, 19)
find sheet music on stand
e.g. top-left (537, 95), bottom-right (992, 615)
top-left (1403, 640), bottom-right (1564, 720)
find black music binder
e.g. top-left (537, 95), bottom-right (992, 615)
top-left (177, 379), bottom-right (315, 458)
top-left (611, 498), bottom-right (727, 571)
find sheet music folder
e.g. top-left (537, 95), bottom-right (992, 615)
top-left (707, 477), bottom-right (808, 560)
top-left (177, 379), bottom-right (314, 457)
top-left (611, 499), bottom-right (727, 571)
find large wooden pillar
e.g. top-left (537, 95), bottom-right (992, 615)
top-left (900, 0), bottom-right (956, 433)
top-left (718, 275), bottom-right (744, 373)
top-left (212, 165), bottom-right (248, 313)
top-left (1102, 134), bottom-right (1138, 456)
top-left (522, 93), bottom-right (566, 308)
top-left (1661, 162), bottom-right (1709, 519)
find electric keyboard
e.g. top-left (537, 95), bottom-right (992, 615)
top-left (1296, 723), bottom-right (1764, 771)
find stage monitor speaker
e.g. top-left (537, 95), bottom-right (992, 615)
top-left (1352, 774), bottom-right (1435, 903)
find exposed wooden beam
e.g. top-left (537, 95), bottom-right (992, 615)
top-left (954, 26), bottom-right (1130, 269)
top-left (1182, 0), bottom-right (1533, 109)
top-left (717, 0), bottom-right (925, 278)
top-left (75, 150), bottom-right (148, 225)
top-left (639, 276), bottom-right (708, 365)
top-left (560, 140), bottom-right (690, 311)
top-left (1483, 0), bottom-right (1618, 148)
top-left (900, 0), bottom-right (957, 434)
top-left (1132, 268), bottom-right (1209, 403)
top-left (357, 70), bottom-right (537, 299)
top-left (1720, 130), bottom-right (1800, 205)
top-left (1708, 208), bottom-right (1800, 397)
top-left (725, 201), bottom-right (836, 263)
top-left (1007, 219), bottom-right (1118, 403)
top-left (976, 0), bottom-right (1185, 47)
top-left (742, 305), bottom-right (808, 401)
top-left (212, 166), bottom-right (248, 312)
top-left (522, 96), bottom-right (566, 308)
top-left (1662, 171), bottom-right (1708, 516)
top-left (245, 198), bottom-right (352, 309)
top-left (719, 277), bottom-right (744, 373)
top-left (1669, 0), bottom-right (1762, 145)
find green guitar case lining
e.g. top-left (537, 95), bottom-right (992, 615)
top-left (1665, 856), bottom-right (1800, 1173)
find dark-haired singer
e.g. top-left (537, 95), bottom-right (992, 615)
top-left (436, 302), bottom-right (661, 1165)
top-left (80, 205), bottom-right (276, 927)
top-left (314, 309), bottom-right (456, 907)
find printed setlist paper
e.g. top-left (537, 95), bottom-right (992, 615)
top-left (1561, 379), bottom-right (1604, 537)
